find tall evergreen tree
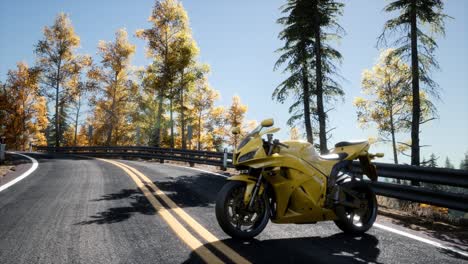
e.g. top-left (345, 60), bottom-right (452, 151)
top-left (378, 0), bottom-right (449, 166)
top-left (274, 0), bottom-right (316, 144)
top-left (310, 0), bottom-right (345, 153)
top-left (460, 152), bottom-right (468, 171)
top-left (444, 157), bottom-right (454, 169)
top-left (274, 0), bottom-right (344, 153)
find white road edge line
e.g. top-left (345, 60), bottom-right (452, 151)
top-left (163, 162), bottom-right (468, 258)
top-left (374, 223), bottom-right (468, 257)
top-left (0, 152), bottom-right (38, 192)
top-left (162, 163), bottom-right (229, 178)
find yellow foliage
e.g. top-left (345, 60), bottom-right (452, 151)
top-left (88, 29), bottom-right (137, 146)
top-left (0, 62), bottom-right (47, 150)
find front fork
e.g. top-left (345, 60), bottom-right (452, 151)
top-left (248, 173), bottom-right (264, 210)
top-left (226, 174), bottom-right (265, 209)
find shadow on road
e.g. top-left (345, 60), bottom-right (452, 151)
top-left (153, 173), bottom-right (225, 209)
top-left (75, 188), bottom-right (155, 225)
top-left (183, 233), bottom-right (382, 264)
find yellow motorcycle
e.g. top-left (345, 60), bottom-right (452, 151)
top-left (215, 118), bottom-right (383, 239)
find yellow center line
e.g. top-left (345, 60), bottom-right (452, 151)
top-left (114, 160), bottom-right (251, 264)
top-left (98, 158), bottom-right (223, 264)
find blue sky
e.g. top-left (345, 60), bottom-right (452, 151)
top-left (1, 0), bottom-right (467, 166)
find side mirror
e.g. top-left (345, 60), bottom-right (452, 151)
top-left (261, 118), bottom-right (274, 127)
top-left (232, 127), bottom-right (240, 135)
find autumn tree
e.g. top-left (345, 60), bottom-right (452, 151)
top-left (378, 0), bottom-right (449, 166)
top-left (290, 127), bottom-right (300, 140)
top-left (0, 62), bottom-right (48, 150)
top-left (134, 82), bottom-right (165, 146)
top-left (226, 95), bottom-right (248, 148)
top-left (88, 29), bottom-right (137, 146)
top-left (137, 0), bottom-right (194, 147)
top-left (355, 49), bottom-right (412, 164)
top-left (68, 59), bottom-right (93, 146)
top-left (204, 106), bottom-right (227, 151)
top-left (191, 77), bottom-right (219, 150)
top-left (35, 13), bottom-right (89, 147)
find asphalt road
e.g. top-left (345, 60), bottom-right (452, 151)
top-left (0, 153), bottom-right (466, 264)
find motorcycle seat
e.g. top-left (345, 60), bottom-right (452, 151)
top-left (319, 152), bottom-right (348, 161)
top-left (334, 140), bottom-right (368, 148)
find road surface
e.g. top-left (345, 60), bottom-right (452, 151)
top-left (0, 153), bottom-right (466, 263)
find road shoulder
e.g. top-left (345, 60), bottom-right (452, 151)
top-left (0, 152), bottom-right (34, 189)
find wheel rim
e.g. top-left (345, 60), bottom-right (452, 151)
top-left (344, 191), bottom-right (374, 228)
top-left (224, 185), bottom-right (266, 233)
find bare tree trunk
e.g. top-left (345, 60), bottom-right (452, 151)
top-left (74, 93), bottom-right (81, 146)
top-left (313, 5), bottom-right (327, 154)
top-left (301, 63), bottom-right (314, 144)
top-left (410, 0), bottom-right (421, 184)
top-left (106, 74), bottom-right (118, 146)
top-left (180, 73), bottom-right (187, 149)
top-left (197, 110), bottom-right (202, 150)
top-left (154, 93), bottom-right (164, 147)
top-left (169, 96), bottom-right (174, 148)
top-left (55, 68), bottom-right (60, 148)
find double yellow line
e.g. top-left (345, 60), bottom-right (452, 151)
top-left (99, 159), bottom-right (250, 264)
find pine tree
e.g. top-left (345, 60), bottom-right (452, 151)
top-left (444, 157), bottom-right (454, 169)
top-left (274, 0), bottom-right (344, 153)
top-left (460, 152), bottom-right (468, 171)
top-left (378, 0), bottom-right (449, 166)
top-left (274, 0), bottom-right (316, 144)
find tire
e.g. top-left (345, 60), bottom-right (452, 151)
top-left (215, 181), bottom-right (270, 239)
top-left (334, 182), bottom-right (378, 235)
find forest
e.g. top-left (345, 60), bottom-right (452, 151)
top-left (1, 0), bottom-right (467, 170)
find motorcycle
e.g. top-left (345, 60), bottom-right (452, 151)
top-left (215, 118), bottom-right (383, 239)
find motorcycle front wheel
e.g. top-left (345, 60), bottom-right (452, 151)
top-left (334, 182), bottom-right (378, 235)
top-left (215, 181), bottom-right (270, 239)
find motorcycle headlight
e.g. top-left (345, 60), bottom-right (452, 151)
top-left (238, 150), bottom-right (257, 163)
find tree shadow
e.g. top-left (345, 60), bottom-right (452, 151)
top-left (75, 188), bottom-right (155, 225)
top-left (153, 173), bottom-right (226, 209)
top-left (183, 233), bottom-right (382, 264)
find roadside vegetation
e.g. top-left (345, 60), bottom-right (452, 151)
top-left (0, 0), bottom-right (253, 152)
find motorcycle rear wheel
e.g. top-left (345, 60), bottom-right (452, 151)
top-left (215, 181), bottom-right (270, 239)
top-left (334, 182), bottom-right (377, 235)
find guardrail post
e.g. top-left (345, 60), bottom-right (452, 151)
top-left (0, 143), bottom-right (5, 164)
top-left (221, 148), bottom-right (228, 171)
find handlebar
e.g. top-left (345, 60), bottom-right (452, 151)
top-left (273, 139), bottom-right (289, 149)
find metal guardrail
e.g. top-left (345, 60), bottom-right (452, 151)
top-left (35, 146), bottom-right (234, 169)
top-left (35, 145), bottom-right (468, 211)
